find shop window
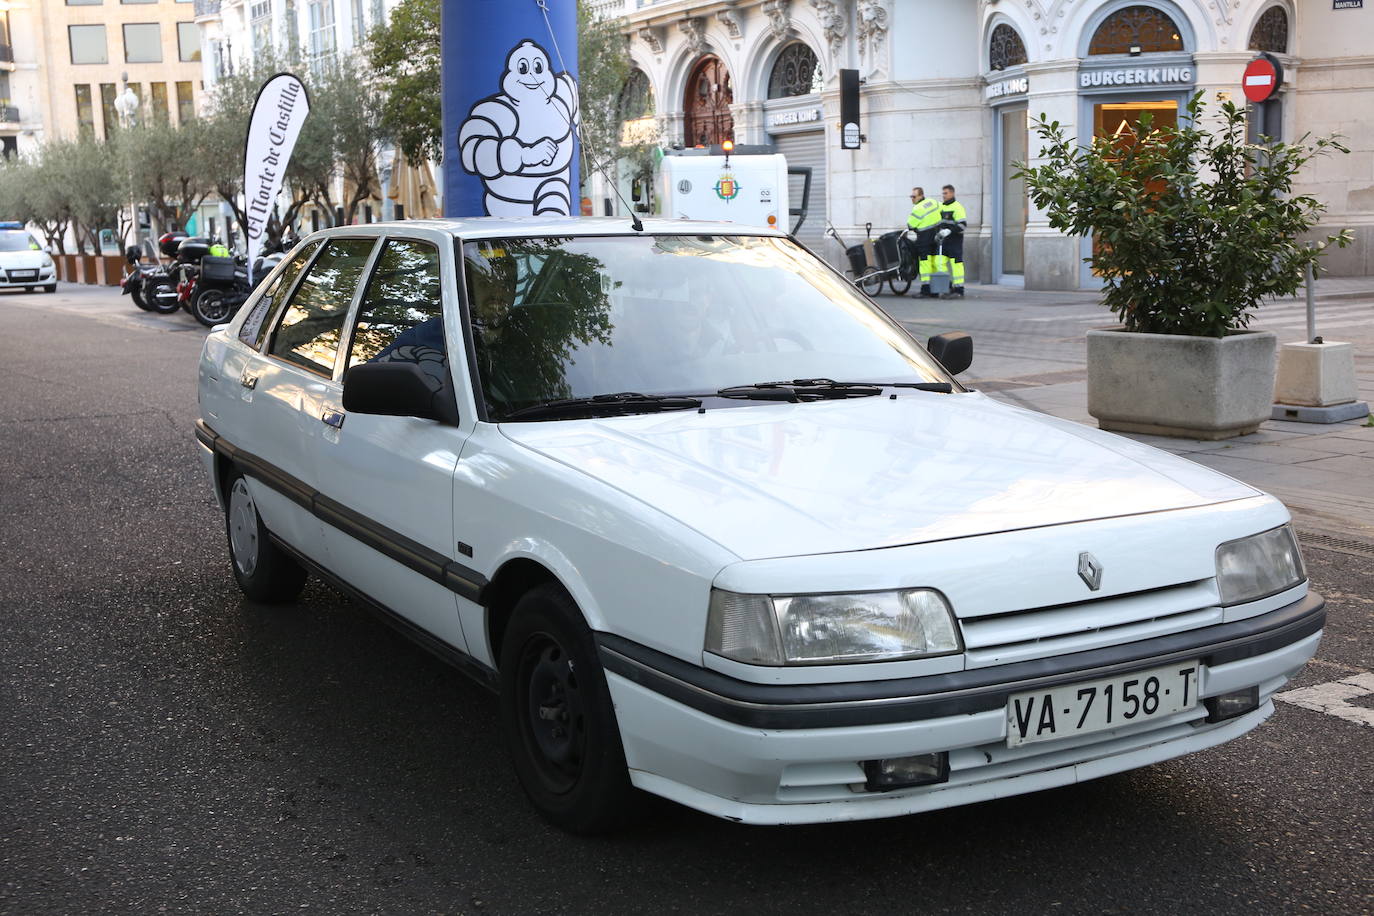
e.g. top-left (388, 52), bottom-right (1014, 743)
top-left (100, 83), bottom-right (117, 138)
top-left (683, 56), bottom-right (733, 147)
top-left (150, 82), bottom-right (169, 122)
top-left (767, 42), bottom-right (822, 99)
top-left (1088, 6), bottom-right (1183, 55)
top-left (1248, 7), bottom-right (1289, 53)
top-left (176, 81), bottom-right (195, 123)
top-left (75, 84), bottom-right (95, 135)
top-left (989, 24), bottom-right (1027, 72)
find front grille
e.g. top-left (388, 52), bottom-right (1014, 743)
top-left (958, 579), bottom-right (1222, 669)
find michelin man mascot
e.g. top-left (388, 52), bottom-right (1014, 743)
top-left (458, 40), bottom-right (580, 216)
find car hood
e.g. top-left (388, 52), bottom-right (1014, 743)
top-left (0, 251), bottom-right (46, 269)
top-left (499, 393), bottom-right (1259, 560)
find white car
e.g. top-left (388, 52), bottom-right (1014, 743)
top-left (195, 219), bottom-right (1323, 832)
top-left (0, 225), bottom-right (57, 292)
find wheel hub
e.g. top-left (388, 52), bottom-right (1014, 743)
top-left (227, 479), bottom-right (259, 576)
top-left (523, 640), bottom-right (585, 791)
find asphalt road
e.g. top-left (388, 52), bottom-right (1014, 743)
top-left (2, 285), bottom-right (1371, 915)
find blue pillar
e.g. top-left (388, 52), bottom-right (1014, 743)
top-left (441, 0), bottom-right (580, 217)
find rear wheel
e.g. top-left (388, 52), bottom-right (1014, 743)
top-left (499, 583), bottom-right (638, 834)
top-left (130, 285), bottom-right (152, 310)
top-left (147, 278), bottom-right (181, 314)
top-left (225, 472), bottom-right (307, 603)
top-left (193, 288), bottom-right (234, 327)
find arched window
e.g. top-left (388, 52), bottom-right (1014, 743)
top-left (683, 55), bottom-right (733, 147)
top-left (620, 69), bottom-right (653, 121)
top-left (1088, 5), bottom-right (1184, 55)
top-left (989, 24), bottom-right (1027, 71)
top-left (767, 42), bottom-right (822, 99)
top-left (1249, 6), bottom-right (1289, 53)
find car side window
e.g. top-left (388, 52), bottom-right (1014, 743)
top-left (346, 239), bottom-right (452, 397)
top-left (268, 238), bottom-right (376, 377)
top-left (237, 241), bottom-right (320, 348)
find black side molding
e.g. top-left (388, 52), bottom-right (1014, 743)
top-left (196, 419), bottom-right (488, 604)
top-left (596, 592), bottom-right (1326, 730)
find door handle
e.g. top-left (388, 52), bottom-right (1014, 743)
top-left (240, 372), bottom-right (258, 390)
top-left (321, 409), bottom-right (345, 429)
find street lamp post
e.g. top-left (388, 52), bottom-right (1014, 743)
top-left (113, 74), bottom-right (141, 253)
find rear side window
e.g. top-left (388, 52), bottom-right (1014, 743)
top-left (269, 238), bottom-right (377, 376)
top-left (238, 241), bottom-right (320, 348)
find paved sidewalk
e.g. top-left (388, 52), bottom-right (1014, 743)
top-left (879, 276), bottom-right (1374, 540)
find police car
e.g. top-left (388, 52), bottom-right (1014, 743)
top-left (0, 223), bottom-right (56, 293)
top-left (195, 218), bottom-right (1322, 833)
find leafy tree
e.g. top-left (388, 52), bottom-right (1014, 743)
top-left (1018, 94), bottom-right (1351, 338)
top-left (63, 137), bottom-right (125, 251)
top-left (120, 117), bottom-right (212, 235)
top-left (576, 2), bottom-right (630, 192)
top-left (367, 0), bottom-right (440, 164)
top-left (324, 59), bottom-right (389, 225)
top-left (0, 155), bottom-right (70, 253)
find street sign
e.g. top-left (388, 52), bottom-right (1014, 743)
top-left (1242, 54), bottom-right (1282, 103)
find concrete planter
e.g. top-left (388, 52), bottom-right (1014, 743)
top-left (1086, 327), bottom-right (1277, 440)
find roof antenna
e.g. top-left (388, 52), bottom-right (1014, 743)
top-left (535, 0), bottom-right (644, 232)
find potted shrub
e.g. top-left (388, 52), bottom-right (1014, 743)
top-left (1018, 94), bottom-right (1350, 439)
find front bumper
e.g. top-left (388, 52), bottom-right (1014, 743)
top-left (0, 267), bottom-right (54, 288)
top-left (599, 593), bottom-right (1323, 824)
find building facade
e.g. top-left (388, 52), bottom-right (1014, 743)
top-left (23, 0), bottom-right (206, 145)
top-left (618, 0), bottom-right (1373, 285)
top-left (193, 0), bottom-right (440, 227)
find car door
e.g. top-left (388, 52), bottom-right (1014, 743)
top-left (312, 236), bottom-right (472, 652)
top-left (246, 236), bottom-right (379, 565)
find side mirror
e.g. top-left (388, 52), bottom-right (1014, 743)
top-left (342, 362), bottom-right (459, 425)
top-left (927, 331), bottom-right (972, 376)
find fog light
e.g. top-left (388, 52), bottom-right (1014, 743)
top-left (1205, 687), bottom-right (1259, 722)
top-left (862, 753), bottom-right (949, 791)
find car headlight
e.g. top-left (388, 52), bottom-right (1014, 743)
top-left (1215, 525), bottom-right (1305, 605)
top-left (706, 588), bottom-right (962, 666)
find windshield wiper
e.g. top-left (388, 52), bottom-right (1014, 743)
top-left (717, 378), bottom-right (932, 402)
top-left (501, 392), bottom-right (703, 421)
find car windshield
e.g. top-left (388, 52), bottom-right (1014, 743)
top-left (461, 234), bottom-right (951, 420)
top-left (0, 231), bottom-right (40, 252)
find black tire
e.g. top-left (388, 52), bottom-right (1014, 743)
top-left (147, 278), bottom-right (182, 314)
top-left (130, 285), bottom-right (153, 310)
top-left (858, 267), bottom-right (885, 297)
top-left (193, 288), bottom-right (234, 327)
top-left (224, 471), bottom-right (307, 603)
top-left (889, 249), bottom-right (915, 296)
top-left (499, 583), bottom-right (639, 834)
top-left (44, 284), bottom-right (56, 294)
top-left (24, 286), bottom-right (33, 293)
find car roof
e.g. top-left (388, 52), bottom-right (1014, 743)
top-left (301, 216), bottom-right (791, 242)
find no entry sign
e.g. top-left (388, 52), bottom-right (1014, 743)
top-left (1243, 54), bottom-right (1283, 103)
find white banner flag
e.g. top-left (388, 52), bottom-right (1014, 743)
top-left (244, 73), bottom-right (310, 280)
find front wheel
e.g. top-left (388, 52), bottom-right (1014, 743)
top-left (858, 267), bottom-right (885, 297)
top-left (43, 284), bottom-right (56, 294)
top-left (889, 248), bottom-right (915, 296)
top-left (193, 288), bottom-right (234, 327)
top-left (225, 472), bottom-right (307, 603)
top-left (499, 584), bottom-right (639, 834)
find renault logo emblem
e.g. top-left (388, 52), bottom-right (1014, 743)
top-left (1078, 552), bottom-right (1103, 591)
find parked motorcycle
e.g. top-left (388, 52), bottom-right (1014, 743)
top-left (191, 250), bottom-right (282, 327)
top-left (121, 241), bottom-right (182, 314)
top-left (139, 232), bottom-right (189, 314)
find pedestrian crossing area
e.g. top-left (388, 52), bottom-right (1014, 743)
top-left (1023, 299), bottom-right (1374, 331)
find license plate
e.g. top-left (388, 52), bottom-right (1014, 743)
top-left (9, 270), bottom-right (37, 280)
top-left (1006, 661), bottom-right (1199, 748)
